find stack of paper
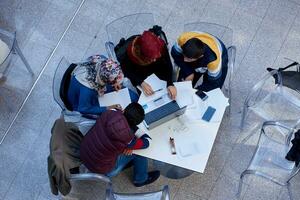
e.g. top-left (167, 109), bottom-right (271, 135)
top-left (174, 81), bottom-right (196, 108)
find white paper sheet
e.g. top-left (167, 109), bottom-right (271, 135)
top-left (184, 88), bottom-right (229, 122)
top-left (174, 81), bottom-right (195, 108)
top-left (138, 74), bottom-right (167, 92)
top-left (98, 88), bottom-right (131, 109)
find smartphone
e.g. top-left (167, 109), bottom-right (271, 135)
top-left (195, 90), bottom-right (208, 101)
top-left (202, 106), bottom-right (216, 122)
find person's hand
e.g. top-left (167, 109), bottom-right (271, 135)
top-left (141, 82), bottom-right (154, 96)
top-left (167, 86), bottom-right (177, 100)
top-left (123, 148), bottom-right (133, 155)
top-left (113, 83), bottom-right (122, 91)
top-left (107, 104), bottom-right (122, 110)
top-left (185, 73), bottom-right (194, 82)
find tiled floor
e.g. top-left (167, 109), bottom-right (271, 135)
top-left (1, 0), bottom-right (300, 199)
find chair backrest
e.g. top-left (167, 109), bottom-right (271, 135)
top-left (106, 13), bottom-right (155, 46)
top-left (184, 22), bottom-right (233, 47)
top-left (52, 57), bottom-right (74, 110)
top-left (256, 121), bottom-right (300, 183)
top-left (244, 69), bottom-right (283, 108)
top-left (69, 172), bottom-right (111, 184)
top-left (105, 185), bottom-right (170, 200)
top-left (0, 28), bottom-right (15, 71)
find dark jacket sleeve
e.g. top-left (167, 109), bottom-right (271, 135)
top-left (155, 46), bottom-right (174, 87)
top-left (171, 46), bottom-right (194, 78)
top-left (78, 86), bottom-right (107, 115)
top-left (120, 57), bottom-right (145, 86)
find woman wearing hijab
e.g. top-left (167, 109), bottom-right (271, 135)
top-left (116, 30), bottom-right (177, 100)
top-left (67, 55), bottom-right (138, 115)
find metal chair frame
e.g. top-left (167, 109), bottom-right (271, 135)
top-left (105, 185), bottom-right (170, 200)
top-left (236, 120), bottom-right (300, 200)
top-left (0, 28), bottom-right (34, 75)
top-left (52, 57), bottom-right (96, 134)
top-left (240, 69), bottom-right (300, 130)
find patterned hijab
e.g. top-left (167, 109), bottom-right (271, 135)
top-left (73, 55), bottom-right (124, 96)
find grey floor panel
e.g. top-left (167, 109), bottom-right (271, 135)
top-left (1, 0), bottom-right (300, 200)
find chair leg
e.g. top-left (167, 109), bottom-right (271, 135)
top-left (13, 41), bottom-right (34, 75)
top-left (236, 170), bottom-right (248, 198)
top-left (0, 86), bottom-right (14, 112)
top-left (237, 169), bottom-right (256, 198)
top-left (287, 182), bottom-right (293, 200)
top-left (240, 105), bottom-right (248, 130)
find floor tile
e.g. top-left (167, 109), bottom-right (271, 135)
top-left (14, 0), bottom-right (51, 47)
top-left (228, 9), bottom-right (262, 67)
top-left (174, 189), bottom-right (206, 200)
top-left (238, 0), bottom-right (272, 18)
top-left (0, 124), bottom-right (42, 199)
top-left (242, 178), bottom-right (282, 200)
top-left (209, 174), bottom-right (248, 200)
top-left (14, 75), bottom-right (57, 131)
top-left (30, 0), bottom-right (78, 48)
top-left (201, 0), bottom-right (240, 26)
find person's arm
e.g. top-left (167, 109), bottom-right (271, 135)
top-left (120, 57), bottom-right (144, 87)
top-left (127, 134), bottom-right (151, 150)
top-left (78, 86), bottom-right (107, 115)
top-left (159, 47), bottom-right (174, 87)
top-left (171, 45), bottom-right (194, 79)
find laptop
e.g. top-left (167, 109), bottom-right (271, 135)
top-left (143, 100), bottom-right (187, 130)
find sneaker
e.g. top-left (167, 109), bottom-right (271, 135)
top-left (133, 171), bottom-right (160, 187)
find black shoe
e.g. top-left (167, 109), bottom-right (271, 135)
top-left (133, 171), bottom-right (160, 187)
top-left (123, 160), bottom-right (134, 171)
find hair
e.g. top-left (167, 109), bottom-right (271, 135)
top-left (124, 102), bottom-right (145, 127)
top-left (182, 38), bottom-right (205, 59)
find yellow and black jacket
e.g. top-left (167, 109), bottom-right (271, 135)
top-left (172, 32), bottom-right (225, 79)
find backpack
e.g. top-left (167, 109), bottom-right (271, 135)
top-left (267, 61), bottom-right (300, 92)
top-left (114, 25), bottom-right (169, 63)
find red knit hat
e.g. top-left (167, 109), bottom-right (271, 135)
top-left (127, 31), bottom-right (165, 65)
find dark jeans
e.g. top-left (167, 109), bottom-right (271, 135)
top-left (106, 155), bottom-right (148, 184)
top-left (178, 43), bottom-right (228, 92)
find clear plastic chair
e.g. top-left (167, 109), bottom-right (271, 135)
top-left (183, 22), bottom-right (237, 114)
top-left (105, 185), bottom-right (170, 200)
top-left (0, 28), bottom-right (34, 75)
top-left (240, 69), bottom-right (300, 131)
top-left (105, 13), bottom-right (176, 82)
top-left (105, 13), bottom-right (155, 47)
top-left (52, 57), bottom-right (96, 134)
top-left (237, 120), bottom-right (300, 200)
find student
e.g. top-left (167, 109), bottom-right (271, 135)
top-left (171, 31), bottom-right (228, 92)
top-left (80, 102), bottom-right (160, 187)
top-left (115, 30), bottom-right (177, 100)
top-left (67, 55), bottom-right (138, 115)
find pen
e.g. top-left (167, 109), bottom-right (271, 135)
top-left (154, 97), bottom-right (163, 102)
top-left (153, 88), bottom-right (163, 93)
top-left (170, 137), bottom-right (177, 155)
